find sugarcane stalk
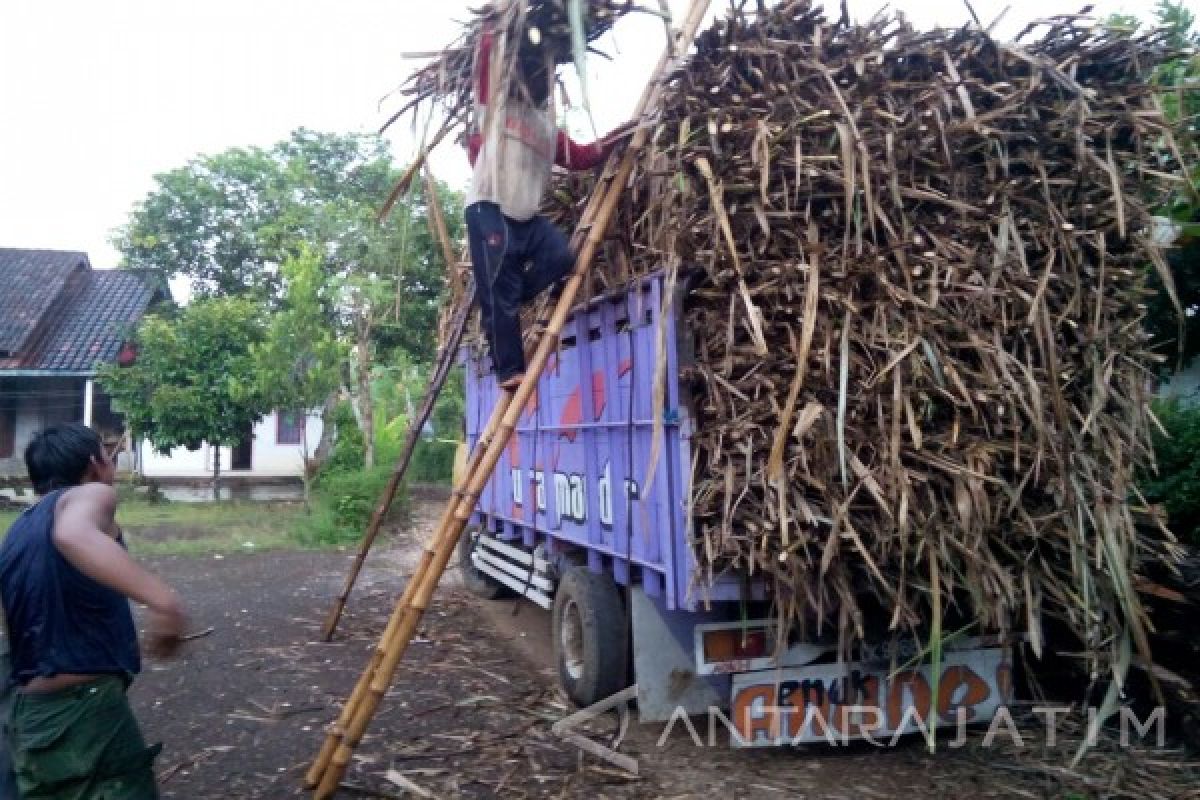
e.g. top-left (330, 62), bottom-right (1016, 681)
top-left (423, 169), bottom-right (464, 301)
top-left (377, 115), bottom-right (457, 223)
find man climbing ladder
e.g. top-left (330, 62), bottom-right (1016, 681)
top-left (464, 14), bottom-right (631, 390)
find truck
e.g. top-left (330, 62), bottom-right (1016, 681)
top-left (460, 273), bottom-right (1012, 746)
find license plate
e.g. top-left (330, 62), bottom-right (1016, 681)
top-left (728, 648), bottom-right (1011, 747)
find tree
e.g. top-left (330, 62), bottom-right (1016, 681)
top-left (116, 146), bottom-right (290, 300)
top-left (114, 129), bottom-right (460, 345)
top-left (1121, 3), bottom-right (1200, 366)
top-left (114, 129), bottom-right (464, 465)
top-left (97, 298), bottom-right (272, 497)
top-left (253, 248), bottom-right (346, 504)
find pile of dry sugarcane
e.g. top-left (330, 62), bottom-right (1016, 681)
top-left (540, 1), bottom-right (1187, 684)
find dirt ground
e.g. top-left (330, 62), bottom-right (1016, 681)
top-left (130, 488), bottom-right (1199, 799)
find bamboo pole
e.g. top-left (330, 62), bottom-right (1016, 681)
top-left (307, 319), bottom-right (519, 787)
top-left (308, 3), bottom-right (711, 795)
top-left (319, 287), bottom-right (475, 641)
top-left (320, 168), bottom-right (473, 642)
top-left (304, 397), bottom-right (509, 789)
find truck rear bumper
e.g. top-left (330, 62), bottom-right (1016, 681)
top-left (728, 646), bottom-right (1012, 747)
top-left (631, 586), bottom-right (1014, 747)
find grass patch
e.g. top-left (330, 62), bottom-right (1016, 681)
top-left (118, 500), bottom-right (311, 556)
top-left (2, 498), bottom-right (323, 556)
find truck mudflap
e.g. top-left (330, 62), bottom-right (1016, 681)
top-left (728, 647), bottom-right (1012, 747)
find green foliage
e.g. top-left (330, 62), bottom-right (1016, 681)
top-left (114, 128), bottom-right (464, 363)
top-left (1105, 13), bottom-right (1142, 33)
top-left (116, 145), bottom-right (287, 299)
top-left (411, 367), bottom-right (465, 484)
top-left (372, 360), bottom-right (464, 484)
top-left (1156, 0), bottom-right (1198, 48)
top-left (98, 297), bottom-right (272, 454)
top-left (408, 438), bottom-right (459, 484)
top-left (1139, 3), bottom-right (1200, 364)
top-left (116, 128), bottom-right (466, 477)
top-left (116, 130), bottom-right (384, 300)
top-left (1140, 399), bottom-right (1200, 545)
top-left (320, 402), bottom-right (366, 476)
top-left (253, 247), bottom-right (345, 415)
top-left (295, 397), bottom-right (411, 545)
top-left (296, 464), bottom-right (409, 546)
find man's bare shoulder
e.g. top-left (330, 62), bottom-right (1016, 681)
top-left (56, 483), bottom-right (118, 521)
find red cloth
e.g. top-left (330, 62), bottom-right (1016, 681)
top-left (468, 29), bottom-right (611, 171)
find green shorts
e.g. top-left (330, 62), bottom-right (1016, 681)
top-left (8, 676), bottom-right (161, 800)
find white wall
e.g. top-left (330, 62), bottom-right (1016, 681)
top-left (139, 411), bottom-right (323, 479)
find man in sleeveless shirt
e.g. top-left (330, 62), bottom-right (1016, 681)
top-left (465, 20), bottom-right (633, 391)
top-left (0, 424), bottom-right (187, 799)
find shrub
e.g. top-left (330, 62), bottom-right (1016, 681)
top-left (317, 401), bottom-right (365, 481)
top-left (298, 464), bottom-right (409, 546)
top-left (301, 401), bottom-right (408, 546)
top-left (1140, 398), bottom-right (1200, 545)
top-left (408, 438), bottom-right (458, 484)
top-left (372, 369), bottom-right (463, 485)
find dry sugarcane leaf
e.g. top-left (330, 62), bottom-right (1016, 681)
top-left (693, 156), bottom-right (770, 356)
top-left (768, 329), bottom-right (805, 547)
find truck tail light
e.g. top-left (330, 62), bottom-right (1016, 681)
top-left (702, 627), bottom-right (770, 663)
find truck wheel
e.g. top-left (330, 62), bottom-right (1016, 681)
top-left (458, 527), bottom-right (508, 600)
top-left (552, 566), bottom-right (629, 708)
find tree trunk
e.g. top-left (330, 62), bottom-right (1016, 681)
top-left (311, 392), bottom-right (339, 469)
top-left (212, 444), bottom-right (222, 502)
top-left (356, 336), bottom-right (375, 469)
top-left (300, 413), bottom-right (312, 513)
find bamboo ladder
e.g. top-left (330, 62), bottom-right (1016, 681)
top-left (306, 3), bottom-right (711, 794)
top-left (320, 169), bottom-right (473, 642)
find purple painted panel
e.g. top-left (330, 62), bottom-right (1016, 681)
top-left (462, 274), bottom-right (755, 611)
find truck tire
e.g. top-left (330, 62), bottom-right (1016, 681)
top-left (552, 566), bottom-right (629, 708)
top-left (458, 527), bottom-right (508, 600)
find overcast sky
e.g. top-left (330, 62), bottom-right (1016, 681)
top-left (0, 0), bottom-right (1187, 269)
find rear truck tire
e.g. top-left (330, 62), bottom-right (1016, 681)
top-left (458, 526), bottom-right (508, 600)
top-left (552, 566), bottom-right (630, 708)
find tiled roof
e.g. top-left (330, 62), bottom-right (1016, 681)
top-left (0, 248), bottom-right (89, 356)
top-left (25, 271), bottom-right (155, 372)
top-left (0, 249), bottom-right (156, 373)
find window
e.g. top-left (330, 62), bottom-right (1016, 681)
top-left (0, 405), bottom-right (14, 459)
top-left (276, 410), bottom-right (304, 446)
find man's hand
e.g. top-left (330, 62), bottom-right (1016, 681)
top-left (145, 599), bottom-right (188, 660)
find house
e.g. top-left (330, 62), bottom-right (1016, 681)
top-left (1, 247), bottom-right (321, 490)
top-left (0, 248), bottom-right (155, 480)
top-left (137, 410), bottom-right (322, 482)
